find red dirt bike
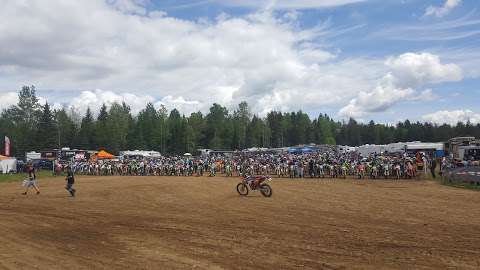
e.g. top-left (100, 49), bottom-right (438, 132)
top-left (236, 175), bottom-right (273, 197)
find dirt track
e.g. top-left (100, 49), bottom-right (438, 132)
top-left (1, 176), bottom-right (479, 270)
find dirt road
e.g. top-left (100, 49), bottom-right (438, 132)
top-left (1, 176), bottom-right (479, 269)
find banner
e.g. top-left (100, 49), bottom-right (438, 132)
top-left (75, 152), bottom-right (85, 161)
top-left (4, 136), bottom-right (10, 156)
top-left (444, 166), bottom-right (480, 184)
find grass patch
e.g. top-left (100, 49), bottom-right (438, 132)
top-left (0, 170), bottom-right (58, 184)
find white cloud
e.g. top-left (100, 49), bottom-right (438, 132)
top-left (69, 89), bottom-right (155, 116)
top-left (339, 52), bottom-right (462, 118)
top-left (0, 0), bottom-right (467, 122)
top-left (1, 88), bottom-right (202, 118)
top-left (425, 0), bottom-right (462, 18)
top-left (412, 89), bottom-right (438, 101)
top-left (339, 74), bottom-right (415, 118)
top-left (216, 0), bottom-right (366, 10)
top-left (386, 52), bottom-right (462, 88)
top-left (0, 92), bottom-right (18, 111)
top-left (107, 0), bottom-right (149, 15)
top-left (65, 89), bottom-right (202, 117)
top-left (422, 110), bottom-right (480, 125)
top-left (0, 0), bottom-right (382, 117)
top-left (372, 10), bottom-right (480, 41)
top-left (0, 91), bottom-right (63, 112)
top-left (154, 95), bottom-right (202, 116)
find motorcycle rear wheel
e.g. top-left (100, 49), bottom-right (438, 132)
top-left (259, 183), bottom-right (272, 197)
top-left (236, 183), bottom-right (249, 196)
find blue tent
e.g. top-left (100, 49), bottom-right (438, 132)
top-left (301, 147), bottom-right (314, 153)
top-left (288, 147), bottom-right (300, 153)
top-left (288, 146), bottom-right (316, 153)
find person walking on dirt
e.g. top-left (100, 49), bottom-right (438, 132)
top-left (430, 158), bottom-right (437, 179)
top-left (65, 166), bottom-right (76, 197)
top-left (22, 163), bottom-right (40, 195)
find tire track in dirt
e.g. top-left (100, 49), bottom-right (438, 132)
top-left (1, 176), bottom-right (480, 269)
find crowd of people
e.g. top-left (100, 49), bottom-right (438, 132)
top-left (18, 148), bottom-right (459, 197)
top-left (65, 149), bottom-right (440, 180)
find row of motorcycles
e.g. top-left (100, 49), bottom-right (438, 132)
top-left (312, 162), bottom-right (418, 180)
top-left (234, 162), bottom-right (418, 197)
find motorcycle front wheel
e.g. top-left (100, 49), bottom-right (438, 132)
top-left (259, 183), bottom-right (272, 197)
top-left (236, 183), bottom-right (249, 196)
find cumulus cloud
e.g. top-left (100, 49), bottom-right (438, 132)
top-left (0, 0), bottom-right (467, 121)
top-left (154, 95), bottom-right (202, 116)
top-left (0, 0), bottom-right (384, 117)
top-left (0, 91), bottom-right (63, 112)
top-left (338, 74), bottom-right (414, 118)
top-left (339, 52), bottom-right (462, 118)
top-left (0, 92), bottom-right (18, 111)
top-left (412, 89), bottom-right (438, 101)
top-left (68, 89), bottom-right (156, 116)
top-left (64, 89), bottom-right (204, 117)
top-left (0, 88), bottom-right (202, 118)
top-left (425, 0), bottom-right (462, 18)
top-left (386, 52), bottom-right (462, 88)
top-left (423, 110), bottom-right (480, 125)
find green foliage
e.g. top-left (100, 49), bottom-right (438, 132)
top-left (36, 103), bottom-right (58, 150)
top-left (205, 103), bottom-right (230, 149)
top-left (76, 108), bottom-right (95, 150)
top-left (0, 86), bottom-right (41, 157)
top-left (2, 86), bottom-right (480, 157)
top-left (56, 108), bottom-right (77, 148)
top-left (95, 103), bottom-right (109, 149)
top-left (105, 102), bottom-right (131, 153)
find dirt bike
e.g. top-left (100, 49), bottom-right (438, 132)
top-left (340, 166), bottom-right (347, 179)
top-left (394, 165), bottom-right (401, 179)
top-left (383, 165), bottom-right (390, 179)
top-left (236, 175), bottom-right (273, 197)
top-left (370, 166), bottom-right (378, 179)
top-left (357, 168), bottom-right (365, 179)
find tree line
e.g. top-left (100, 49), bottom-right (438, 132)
top-left (1, 86), bottom-right (480, 157)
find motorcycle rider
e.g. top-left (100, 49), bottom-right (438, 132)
top-left (244, 174), bottom-right (266, 189)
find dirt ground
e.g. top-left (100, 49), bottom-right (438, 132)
top-left (1, 176), bottom-right (479, 270)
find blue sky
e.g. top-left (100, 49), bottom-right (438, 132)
top-left (0, 0), bottom-right (479, 124)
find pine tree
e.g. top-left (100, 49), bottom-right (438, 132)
top-left (187, 112), bottom-right (206, 150)
top-left (56, 108), bottom-right (77, 148)
top-left (205, 103), bottom-right (229, 149)
top-left (36, 102), bottom-right (58, 150)
top-left (77, 108), bottom-right (96, 150)
top-left (95, 104), bottom-right (109, 150)
top-left (106, 102), bottom-right (132, 153)
top-left (5, 86), bottom-right (41, 156)
top-left (167, 109), bottom-right (185, 154)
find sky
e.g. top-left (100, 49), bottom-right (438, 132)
top-left (0, 0), bottom-right (479, 125)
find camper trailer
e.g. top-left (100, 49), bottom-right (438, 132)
top-left (446, 137), bottom-right (480, 161)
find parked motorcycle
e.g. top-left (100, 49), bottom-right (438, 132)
top-left (236, 175), bottom-right (272, 197)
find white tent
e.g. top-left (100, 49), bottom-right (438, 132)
top-left (119, 150), bottom-right (161, 158)
top-left (0, 158), bottom-right (17, 174)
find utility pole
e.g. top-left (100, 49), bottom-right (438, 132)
top-left (57, 121), bottom-right (61, 149)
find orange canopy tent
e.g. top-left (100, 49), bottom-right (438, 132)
top-left (97, 150), bottom-right (114, 159)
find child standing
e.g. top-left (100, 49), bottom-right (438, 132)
top-left (22, 163), bottom-right (40, 195)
